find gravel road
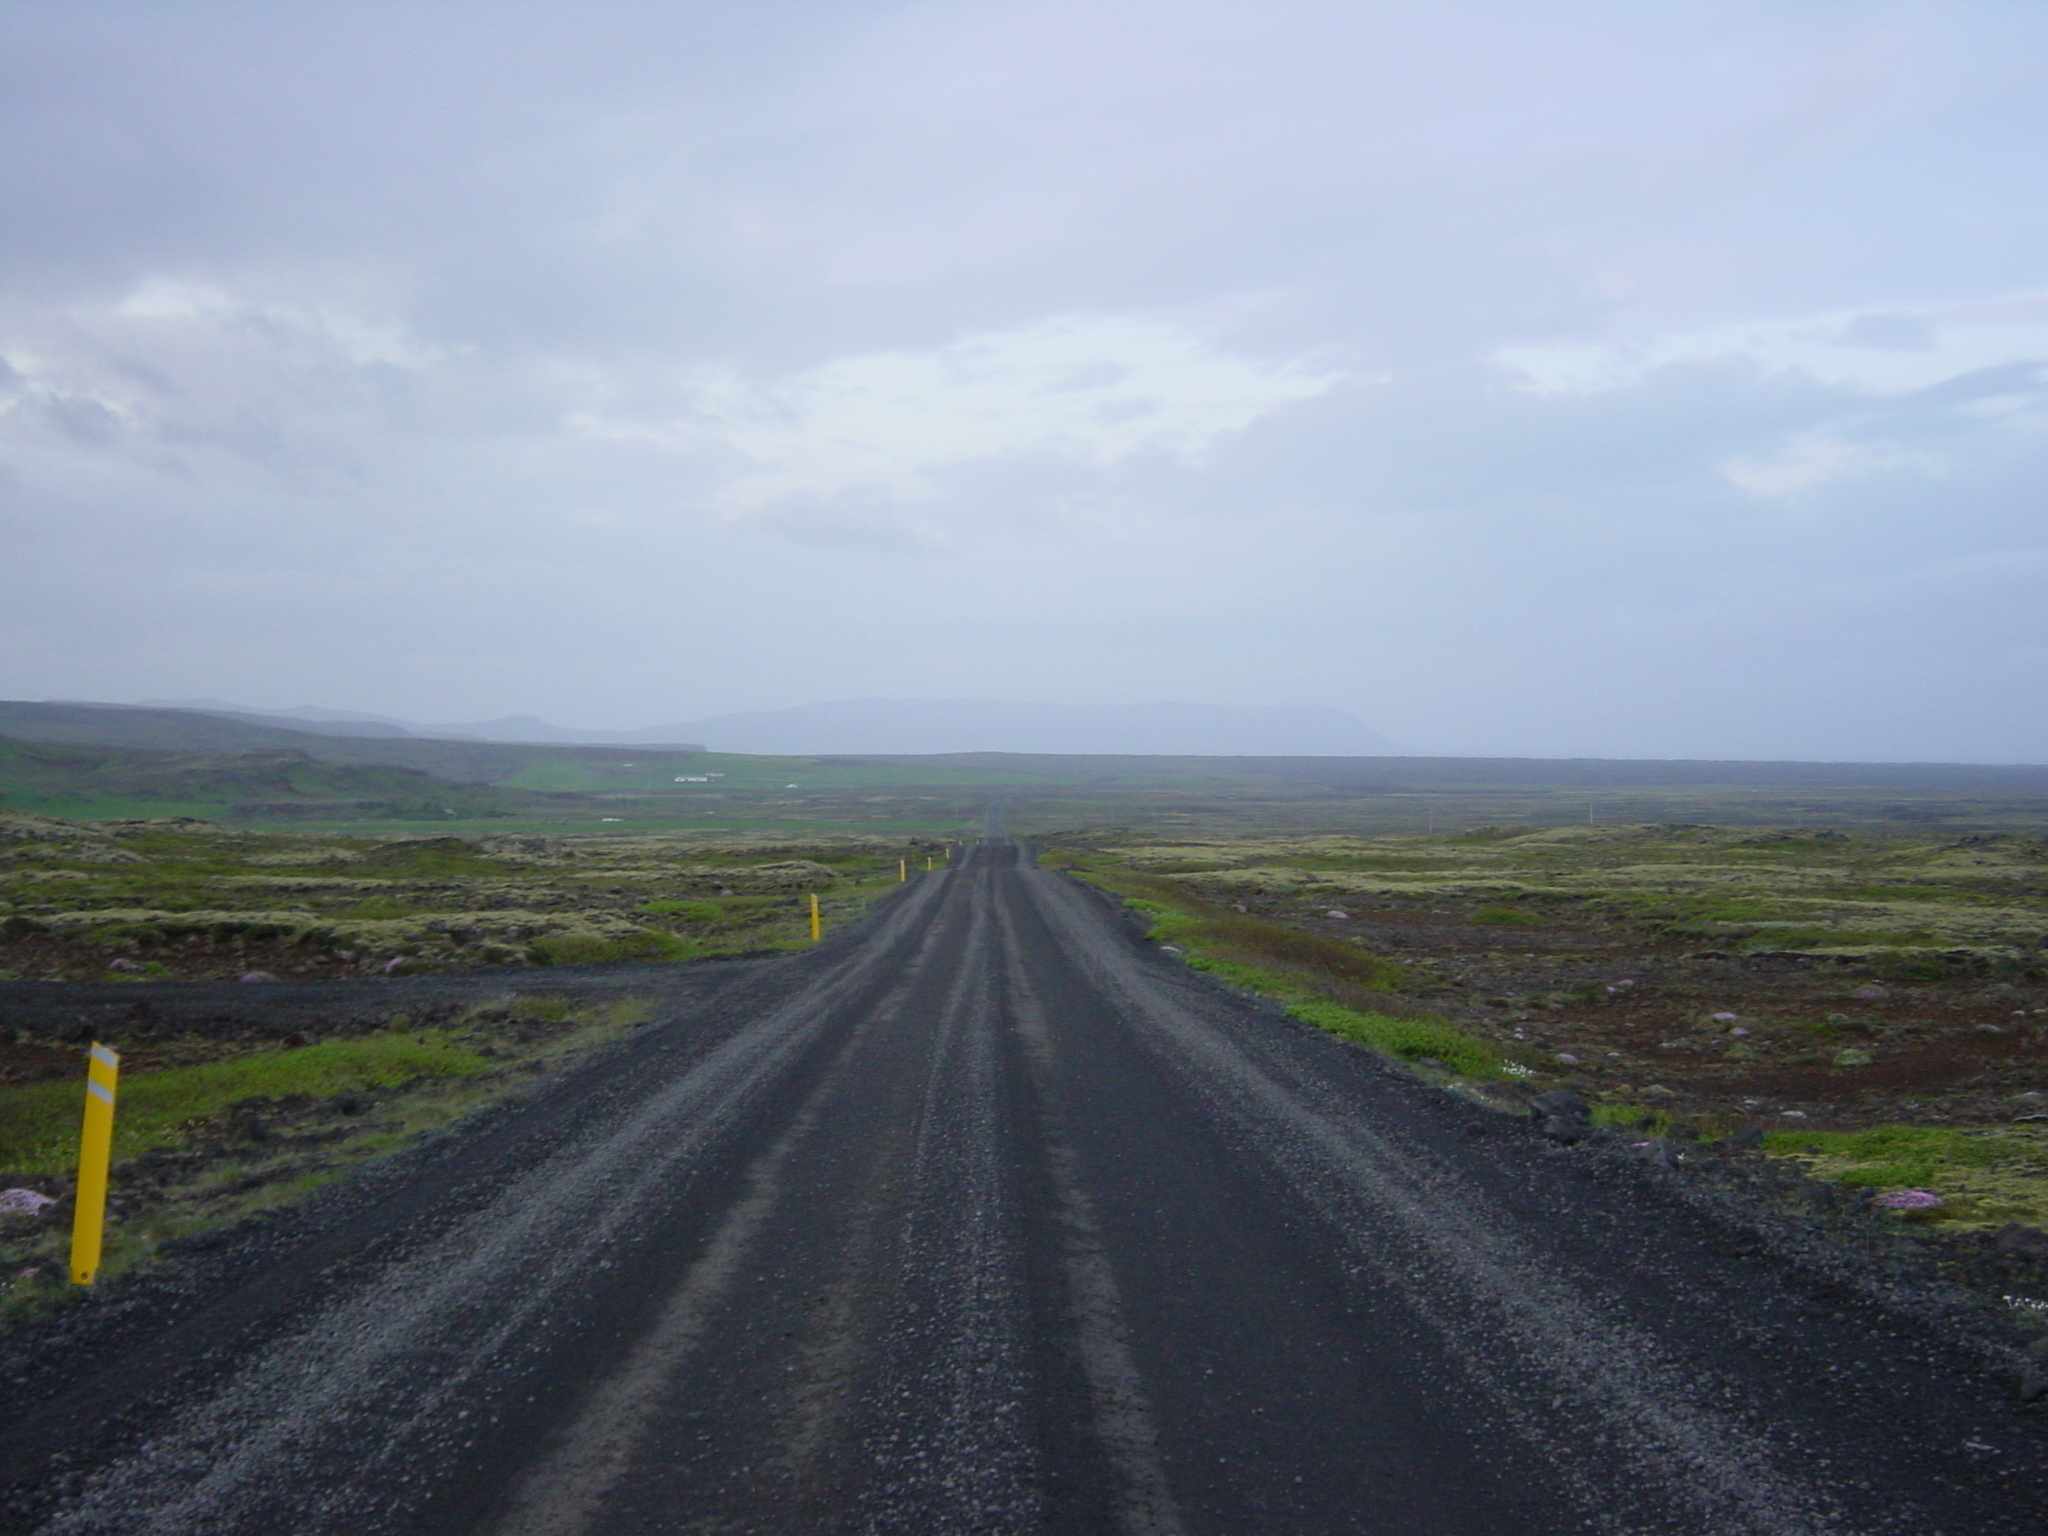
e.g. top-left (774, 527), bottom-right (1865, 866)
top-left (3, 839), bottom-right (2044, 1534)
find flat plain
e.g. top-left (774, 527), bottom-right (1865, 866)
top-left (2, 752), bottom-right (2046, 1465)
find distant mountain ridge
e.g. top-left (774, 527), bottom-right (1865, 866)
top-left (137, 699), bottom-right (708, 746)
top-left (676, 700), bottom-right (1400, 756)
top-left (0, 735), bottom-right (520, 819)
top-left (8, 701), bottom-right (2047, 795)
top-left (133, 697), bottom-right (1398, 756)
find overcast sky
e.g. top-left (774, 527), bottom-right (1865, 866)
top-left (3, 0), bottom-right (2044, 760)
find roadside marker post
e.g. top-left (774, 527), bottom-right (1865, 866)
top-left (70, 1042), bottom-right (120, 1286)
top-left (898, 858), bottom-right (907, 882)
top-left (809, 893), bottom-right (822, 942)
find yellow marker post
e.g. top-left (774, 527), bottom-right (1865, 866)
top-left (809, 893), bottom-right (822, 942)
top-left (925, 855), bottom-right (933, 871)
top-left (70, 1042), bottom-right (119, 1286)
top-left (898, 858), bottom-right (907, 882)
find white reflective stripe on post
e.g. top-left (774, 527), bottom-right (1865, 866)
top-left (86, 1079), bottom-right (114, 1105)
top-left (91, 1044), bottom-right (119, 1070)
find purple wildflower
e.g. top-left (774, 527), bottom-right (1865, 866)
top-left (1875, 1190), bottom-right (1944, 1210)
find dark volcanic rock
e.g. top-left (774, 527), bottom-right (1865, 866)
top-left (1529, 1089), bottom-right (1592, 1125)
top-left (1995, 1224), bottom-right (2048, 1262)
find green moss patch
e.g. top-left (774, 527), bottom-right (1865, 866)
top-left (1282, 997), bottom-right (1504, 1078)
top-left (1767, 1124), bottom-right (2048, 1229)
top-left (528, 929), bottom-right (689, 965)
top-left (1, 817), bottom-right (924, 983)
top-left (1473, 905), bottom-right (1545, 926)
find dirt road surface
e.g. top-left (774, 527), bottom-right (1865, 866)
top-left (3, 839), bottom-right (2044, 1534)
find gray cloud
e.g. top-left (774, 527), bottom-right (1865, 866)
top-left (1, 0), bottom-right (2044, 760)
top-left (1832, 312), bottom-right (1937, 352)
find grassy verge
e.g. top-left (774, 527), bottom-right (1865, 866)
top-left (0, 1032), bottom-right (487, 1173)
top-left (1072, 868), bottom-right (1509, 1081)
top-left (1046, 830), bottom-right (2048, 1245)
top-left (0, 995), bottom-right (653, 1320)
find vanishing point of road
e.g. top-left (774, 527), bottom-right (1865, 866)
top-left (3, 835), bottom-right (2044, 1534)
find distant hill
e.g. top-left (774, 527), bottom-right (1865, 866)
top-left (0, 703), bottom-right (622, 783)
top-left (10, 701), bottom-right (2042, 802)
top-left (673, 699), bottom-right (1401, 756)
top-left (857, 750), bottom-right (2048, 794)
top-left (418, 713), bottom-right (709, 746)
top-left (133, 700), bottom-right (421, 737)
top-left (135, 698), bottom-right (709, 747)
top-left (126, 696), bottom-right (1398, 755)
top-left (0, 736), bottom-right (527, 819)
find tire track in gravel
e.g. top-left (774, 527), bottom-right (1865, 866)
top-left (1015, 860), bottom-right (2047, 1534)
top-left (24, 875), bottom-right (957, 1536)
top-left (7, 837), bottom-right (2044, 1535)
top-left (1019, 866), bottom-right (1831, 1534)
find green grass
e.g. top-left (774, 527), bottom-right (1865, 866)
top-left (497, 750), bottom-right (1072, 796)
top-left (0, 983), bottom-right (696, 1319)
top-left (1097, 882), bottom-right (1505, 1079)
top-left (1472, 904), bottom-right (1544, 926)
top-left (1754, 1123), bottom-right (2048, 1229)
top-left (1105, 877), bottom-right (1410, 992)
top-left (1171, 946), bottom-right (1503, 1077)
top-left (527, 930), bottom-right (690, 965)
top-left (1764, 1124), bottom-right (2017, 1189)
top-left (1282, 996), bottom-right (1502, 1076)
top-left (0, 1032), bottom-right (488, 1174)
top-left (0, 796), bottom-right (238, 820)
top-left (338, 895), bottom-right (414, 919)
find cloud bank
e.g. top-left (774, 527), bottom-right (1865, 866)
top-left (2, 0), bottom-right (2044, 760)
